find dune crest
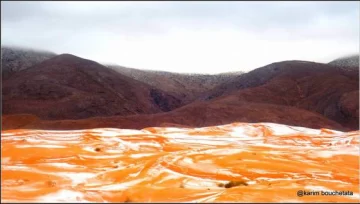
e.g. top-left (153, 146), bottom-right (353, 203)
top-left (2, 122), bottom-right (359, 202)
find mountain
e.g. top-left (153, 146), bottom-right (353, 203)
top-left (17, 97), bottom-right (344, 131)
top-left (8, 60), bottom-right (358, 132)
top-left (1, 51), bottom-right (358, 132)
top-left (1, 46), bottom-right (56, 80)
top-left (108, 65), bottom-right (244, 103)
top-left (329, 54), bottom-right (359, 68)
top-left (201, 60), bottom-right (356, 100)
top-left (2, 54), bottom-right (182, 120)
top-left (200, 61), bottom-right (359, 130)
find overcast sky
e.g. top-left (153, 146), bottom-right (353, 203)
top-left (1, 1), bottom-right (359, 74)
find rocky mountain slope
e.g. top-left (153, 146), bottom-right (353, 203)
top-left (16, 98), bottom-right (345, 131)
top-left (328, 54), bottom-right (359, 68)
top-left (200, 61), bottom-right (359, 130)
top-left (108, 65), bottom-right (244, 103)
top-left (1, 46), bottom-right (56, 80)
top-left (1, 51), bottom-right (359, 131)
top-left (1, 46), bottom-right (243, 105)
top-left (2, 54), bottom-right (182, 120)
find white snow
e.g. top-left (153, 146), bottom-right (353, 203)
top-left (36, 190), bottom-right (90, 202)
top-left (55, 172), bottom-right (96, 185)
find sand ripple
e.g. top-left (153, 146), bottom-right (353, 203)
top-left (1, 123), bottom-right (359, 202)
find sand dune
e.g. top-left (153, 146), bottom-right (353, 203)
top-left (2, 122), bottom-right (359, 202)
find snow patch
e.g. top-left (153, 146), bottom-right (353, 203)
top-left (36, 190), bottom-right (90, 202)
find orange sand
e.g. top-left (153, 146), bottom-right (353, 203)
top-left (1, 122), bottom-right (359, 202)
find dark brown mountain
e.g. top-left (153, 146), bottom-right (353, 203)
top-left (108, 65), bottom-right (243, 103)
top-left (4, 60), bottom-right (358, 131)
top-left (202, 61), bottom-right (343, 100)
top-left (200, 61), bottom-right (359, 130)
top-left (5, 98), bottom-right (345, 131)
top-left (1, 46), bottom-right (56, 80)
top-left (2, 54), bottom-right (182, 120)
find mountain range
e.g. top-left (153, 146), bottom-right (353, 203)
top-left (1, 46), bottom-right (359, 131)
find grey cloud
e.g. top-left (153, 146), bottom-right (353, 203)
top-left (2, 2), bottom-right (358, 34)
top-left (1, 1), bottom-right (358, 69)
